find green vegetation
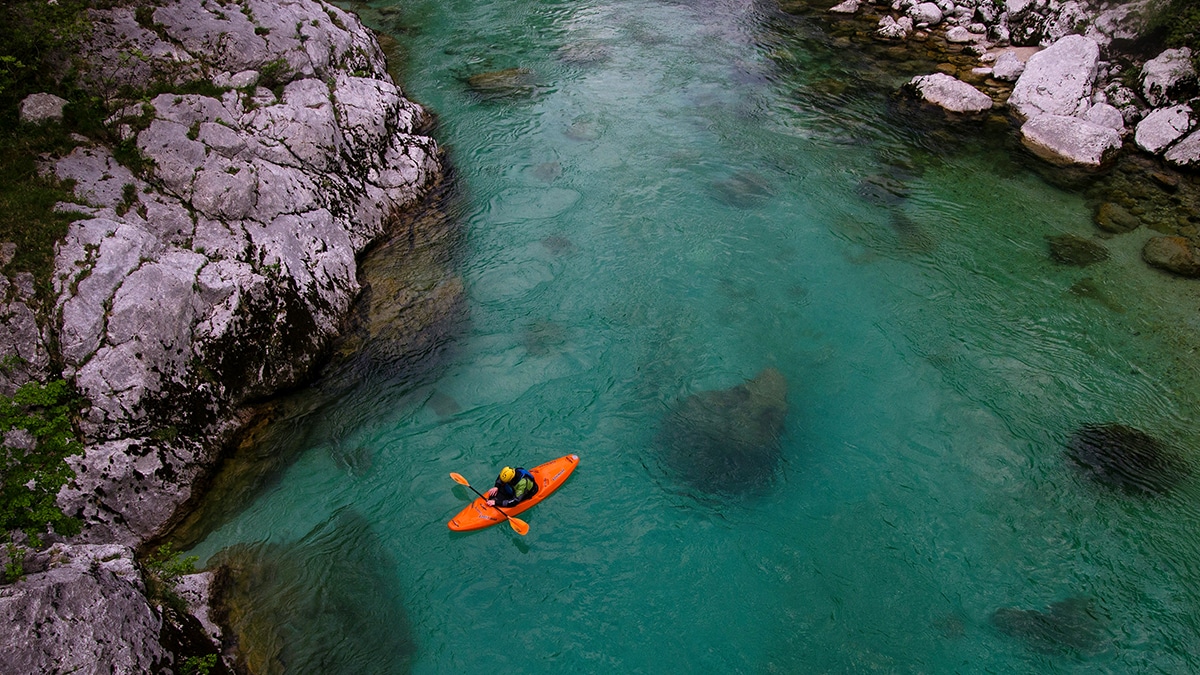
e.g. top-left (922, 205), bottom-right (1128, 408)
top-left (143, 542), bottom-right (199, 610)
top-left (181, 654), bottom-right (219, 675)
top-left (1141, 0), bottom-right (1200, 68)
top-left (0, 378), bottom-right (83, 581)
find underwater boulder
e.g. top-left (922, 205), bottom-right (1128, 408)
top-left (466, 67), bottom-right (537, 99)
top-left (211, 508), bottom-right (415, 674)
top-left (658, 367), bottom-right (788, 495)
top-left (1047, 234), bottom-right (1110, 266)
top-left (991, 597), bottom-right (1105, 655)
top-left (711, 170), bottom-right (773, 208)
top-left (1066, 423), bottom-right (1189, 496)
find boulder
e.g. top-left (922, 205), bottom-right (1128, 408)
top-left (906, 73), bottom-right (994, 113)
top-left (657, 368), bottom-right (789, 495)
top-left (465, 67), bottom-right (537, 98)
top-left (1008, 35), bottom-right (1100, 122)
top-left (1164, 130), bottom-right (1200, 168)
top-left (909, 2), bottom-right (943, 26)
top-left (18, 93), bottom-right (68, 124)
top-left (828, 0), bottom-right (861, 13)
top-left (945, 26), bottom-right (974, 43)
top-left (1142, 236), bottom-right (1200, 277)
top-left (1066, 422), bottom-right (1189, 495)
top-left (1081, 103), bottom-right (1125, 132)
top-left (991, 50), bottom-right (1027, 81)
top-left (1047, 233), bottom-right (1109, 266)
top-left (1019, 114), bottom-right (1122, 167)
top-left (1141, 47), bottom-right (1197, 107)
top-left (1092, 202), bottom-right (1140, 233)
top-left (0, 544), bottom-right (171, 673)
top-left (992, 597), bottom-right (1105, 655)
top-left (877, 15), bottom-right (914, 40)
top-left (1134, 105), bottom-right (1194, 154)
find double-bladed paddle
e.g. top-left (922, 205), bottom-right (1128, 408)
top-left (450, 472), bottom-right (530, 535)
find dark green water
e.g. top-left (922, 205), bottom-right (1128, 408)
top-left (185, 0), bottom-right (1200, 671)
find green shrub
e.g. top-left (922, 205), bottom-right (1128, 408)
top-left (0, 379), bottom-right (83, 580)
top-left (144, 543), bottom-right (199, 610)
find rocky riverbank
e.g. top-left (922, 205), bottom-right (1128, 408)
top-left (783, 0), bottom-right (1200, 276)
top-left (0, 0), bottom-right (453, 671)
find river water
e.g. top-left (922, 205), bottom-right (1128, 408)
top-left (183, 0), bottom-right (1200, 672)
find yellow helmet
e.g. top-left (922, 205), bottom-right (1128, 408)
top-left (500, 466), bottom-right (516, 482)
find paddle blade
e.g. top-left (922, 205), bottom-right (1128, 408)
top-left (450, 472), bottom-right (470, 486)
top-left (508, 517), bottom-right (530, 536)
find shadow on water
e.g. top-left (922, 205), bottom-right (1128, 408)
top-left (168, 171), bottom-right (470, 549)
top-left (211, 507), bottom-right (416, 675)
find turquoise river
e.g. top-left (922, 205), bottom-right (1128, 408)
top-left (183, 0), bottom-right (1200, 672)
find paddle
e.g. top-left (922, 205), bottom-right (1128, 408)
top-left (450, 472), bottom-right (530, 535)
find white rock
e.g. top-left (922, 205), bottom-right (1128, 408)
top-left (0, 544), bottom-right (170, 673)
top-left (945, 26), bottom-right (974, 43)
top-left (1008, 35), bottom-right (1099, 122)
top-left (829, 0), bottom-right (861, 13)
top-left (909, 2), bottom-right (943, 25)
top-left (907, 73), bottom-right (994, 113)
top-left (19, 93), bottom-right (68, 124)
top-left (1081, 102), bottom-right (1125, 132)
top-left (1164, 130), bottom-right (1200, 167)
top-left (1135, 105), bottom-right (1195, 154)
top-left (1020, 114), bottom-right (1122, 166)
top-left (878, 15), bottom-right (915, 39)
top-left (992, 50), bottom-right (1026, 81)
top-left (1142, 47), bottom-right (1197, 107)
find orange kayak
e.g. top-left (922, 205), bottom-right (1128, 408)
top-left (448, 454), bottom-right (580, 531)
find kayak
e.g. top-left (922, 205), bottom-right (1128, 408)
top-left (448, 454), bottom-right (580, 531)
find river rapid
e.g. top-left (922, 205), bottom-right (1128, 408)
top-left (182, 0), bottom-right (1200, 672)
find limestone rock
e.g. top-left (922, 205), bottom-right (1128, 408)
top-left (1142, 236), bottom-right (1200, 277)
top-left (1141, 47), bottom-right (1197, 107)
top-left (18, 93), bottom-right (68, 124)
top-left (1134, 105), bottom-right (1194, 155)
top-left (1164, 130), bottom-right (1200, 168)
top-left (829, 0), bottom-right (861, 13)
top-left (0, 544), bottom-right (171, 673)
top-left (43, 0), bottom-right (443, 547)
top-left (1008, 35), bottom-right (1099, 122)
top-left (907, 73), bottom-right (994, 113)
top-left (991, 50), bottom-right (1026, 81)
top-left (1081, 102), bottom-right (1125, 132)
top-left (877, 15), bottom-right (914, 40)
top-left (909, 2), bottom-right (943, 26)
top-left (1019, 114), bottom-right (1122, 167)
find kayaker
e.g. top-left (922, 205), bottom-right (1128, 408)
top-left (484, 466), bottom-right (538, 507)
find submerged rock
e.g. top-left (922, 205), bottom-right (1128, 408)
top-left (1067, 278), bottom-right (1124, 313)
top-left (991, 597), bottom-right (1105, 655)
top-left (1142, 236), bottom-right (1200, 278)
top-left (211, 508), bottom-right (415, 674)
top-left (1046, 233), bottom-right (1109, 266)
top-left (1066, 423), bottom-right (1189, 496)
top-left (657, 367), bottom-right (788, 495)
top-left (1092, 201), bottom-right (1140, 233)
top-left (466, 67), bottom-right (537, 98)
top-left (711, 170), bottom-right (774, 208)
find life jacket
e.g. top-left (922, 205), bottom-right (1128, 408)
top-left (495, 467), bottom-right (538, 506)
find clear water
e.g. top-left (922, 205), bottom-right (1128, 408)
top-left (185, 0), bottom-right (1200, 672)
